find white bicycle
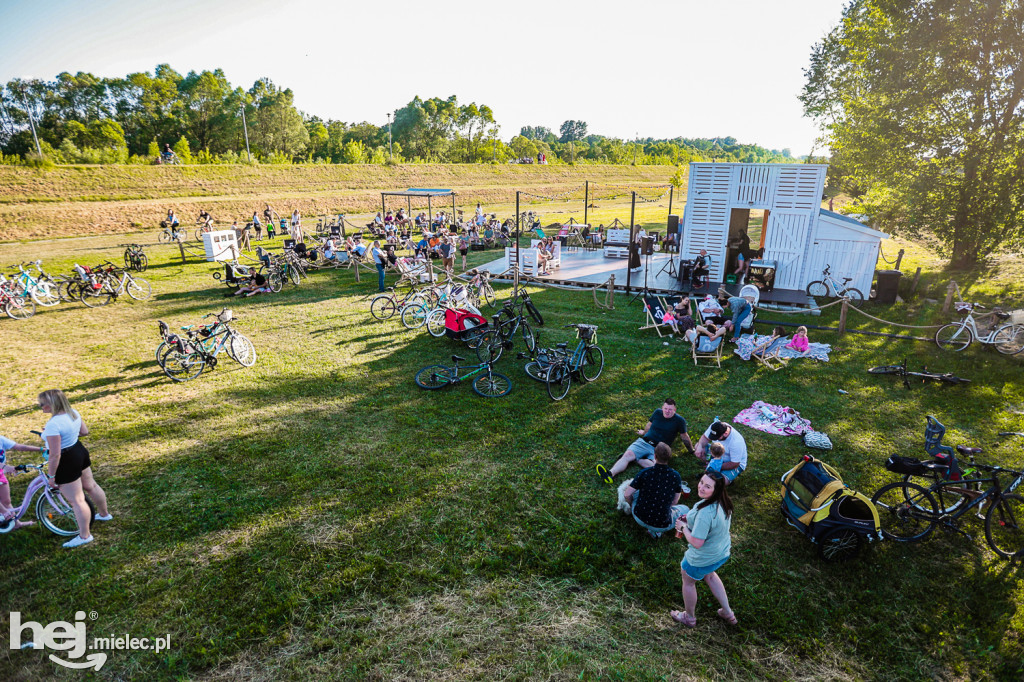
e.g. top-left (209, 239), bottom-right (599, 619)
top-left (935, 302), bottom-right (1024, 355)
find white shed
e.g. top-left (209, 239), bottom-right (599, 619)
top-left (680, 162), bottom-right (887, 295)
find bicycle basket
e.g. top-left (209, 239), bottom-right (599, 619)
top-left (578, 325), bottom-right (596, 342)
top-left (216, 309), bottom-right (233, 323)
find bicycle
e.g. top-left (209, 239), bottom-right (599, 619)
top-left (0, 433), bottom-right (95, 537)
top-left (465, 269), bottom-right (497, 310)
top-left (10, 262), bottom-right (61, 307)
top-left (868, 358), bottom-right (970, 389)
top-left (871, 455), bottom-right (1024, 560)
top-left (80, 261), bottom-right (152, 308)
top-left (934, 302), bottom-right (1024, 354)
top-left (414, 354), bottom-right (512, 398)
top-left (472, 303), bottom-right (537, 363)
top-left (517, 332), bottom-right (569, 382)
top-left (160, 310), bottom-right (255, 382)
top-left (158, 223), bottom-right (184, 243)
top-left (121, 244), bottom-right (148, 272)
top-left (806, 264), bottom-right (865, 308)
top-left (370, 282), bottom-right (431, 322)
top-left (542, 324), bottom-right (604, 401)
top-left (0, 275), bottom-right (35, 319)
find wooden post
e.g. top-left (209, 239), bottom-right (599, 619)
top-left (943, 280), bottom-right (957, 313)
top-left (353, 257), bottom-right (360, 282)
top-left (837, 298), bottom-right (848, 337)
top-left (178, 238), bottom-right (186, 264)
top-left (895, 248), bottom-right (905, 270)
top-left (608, 274), bottom-right (615, 308)
top-left (909, 267), bottom-right (922, 296)
top-left (583, 180), bottom-right (589, 227)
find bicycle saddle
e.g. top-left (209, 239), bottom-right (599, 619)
top-left (995, 311), bottom-right (1010, 319)
top-left (556, 343), bottom-right (569, 349)
top-left (841, 277), bottom-right (852, 284)
top-left (451, 355), bottom-right (465, 363)
top-left (956, 445), bottom-right (983, 455)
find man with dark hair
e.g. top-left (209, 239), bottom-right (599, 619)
top-left (597, 399), bottom-right (694, 483)
top-left (622, 443), bottom-right (690, 538)
top-left (693, 421), bottom-right (747, 484)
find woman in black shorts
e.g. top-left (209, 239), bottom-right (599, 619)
top-left (39, 389), bottom-right (111, 548)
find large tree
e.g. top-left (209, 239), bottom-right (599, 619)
top-left (802, 0), bottom-right (1024, 266)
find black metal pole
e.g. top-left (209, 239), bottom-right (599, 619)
top-left (515, 191), bottom-right (521, 270)
top-left (668, 186), bottom-right (673, 218)
top-left (381, 192), bottom-right (385, 218)
top-left (626, 192), bottom-right (636, 297)
top-left (452, 194), bottom-right (456, 231)
top-left (584, 180), bottom-right (589, 226)
top-left (427, 196), bottom-right (432, 232)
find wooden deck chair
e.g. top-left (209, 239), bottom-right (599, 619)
top-left (753, 337), bottom-right (789, 371)
top-left (692, 333), bottom-right (724, 367)
top-left (640, 295), bottom-right (681, 337)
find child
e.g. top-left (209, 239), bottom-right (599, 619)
top-left (705, 442), bottom-right (726, 472)
top-left (662, 308), bottom-right (678, 335)
top-left (787, 326), bottom-right (810, 353)
top-left (1, 434), bottom-right (44, 529)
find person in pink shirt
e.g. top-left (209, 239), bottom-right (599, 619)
top-left (787, 326), bottom-right (810, 353)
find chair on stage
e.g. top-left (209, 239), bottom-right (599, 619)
top-left (640, 295), bottom-right (681, 338)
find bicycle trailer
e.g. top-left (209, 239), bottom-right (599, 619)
top-left (444, 309), bottom-right (488, 340)
top-left (780, 455), bottom-right (881, 562)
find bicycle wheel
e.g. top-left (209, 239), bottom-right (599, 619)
top-left (580, 346), bottom-right (605, 382)
top-left (370, 295), bottom-right (397, 321)
top-left (899, 473), bottom-right (976, 514)
top-left (525, 298), bottom-right (544, 326)
top-left (985, 493), bottom-right (1024, 560)
top-left (935, 323), bottom-right (972, 351)
top-left (155, 340), bottom-right (169, 366)
top-left (158, 231), bottom-right (171, 243)
top-left (483, 284), bottom-right (496, 309)
top-left (872, 482), bottom-right (937, 542)
top-left (524, 360), bottom-right (548, 382)
top-left (136, 253), bottom-right (148, 272)
top-left (401, 303), bottom-right (429, 329)
top-left (227, 333), bottom-right (257, 367)
top-left (806, 280), bottom-right (828, 297)
top-left (414, 364), bottom-right (455, 390)
top-left (289, 265), bottom-right (301, 286)
top-left (520, 320), bottom-right (536, 353)
top-left (31, 282), bottom-right (61, 307)
top-left (267, 272), bottom-right (284, 293)
top-left (80, 287), bottom-right (113, 308)
top-left (817, 527), bottom-right (864, 563)
top-left (545, 362), bottom-right (572, 401)
top-left (993, 324), bottom-right (1024, 355)
top-left (161, 348), bottom-right (206, 382)
top-left (464, 326), bottom-right (490, 349)
top-left (841, 288), bottom-right (865, 308)
top-left (124, 250), bottom-right (132, 270)
top-left (126, 277), bottom-right (152, 301)
top-left (5, 297), bottom-right (35, 320)
top-left (473, 371), bottom-right (512, 398)
top-left (36, 490), bottom-right (94, 537)
top-left (867, 365), bottom-right (904, 375)
top-left (426, 308), bottom-right (448, 337)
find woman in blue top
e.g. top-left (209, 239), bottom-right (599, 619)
top-left (670, 472), bottom-right (736, 627)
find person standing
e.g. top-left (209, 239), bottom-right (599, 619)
top-left (371, 240), bottom-right (387, 292)
top-left (670, 472), bottom-right (736, 627)
top-left (290, 210), bottom-right (303, 244)
top-left (439, 236), bottom-right (455, 274)
top-left (38, 389), bottom-right (111, 548)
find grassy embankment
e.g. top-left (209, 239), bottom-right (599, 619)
top-left (0, 167), bottom-right (1022, 681)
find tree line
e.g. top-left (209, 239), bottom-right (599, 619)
top-left (0, 66), bottom-right (794, 167)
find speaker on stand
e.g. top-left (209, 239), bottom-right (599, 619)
top-left (657, 214), bottom-right (680, 280)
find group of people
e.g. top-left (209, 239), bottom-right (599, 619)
top-left (594, 398), bottom-right (745, 628)
top-left (1, 390), bottom-right (110, 549)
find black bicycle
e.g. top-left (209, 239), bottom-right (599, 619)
top-left (121, 243), bottom-right (148, 272)
top-left (414, 354), bottom-right (512, 398)
top-left (868, 358), bottom-right (969, 389)
top-left (542, 324), bottom-right (604, 401)
top-left (471, 303), bottom-right (537, 363)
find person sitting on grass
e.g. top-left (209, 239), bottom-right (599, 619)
top-left (670, 471), bottom-right (736, 628)
top-left (1, 434), bottom-right (47, 529)
top-left (621, 443), bottom-right (690, 539)
top-left (693, 421), bottom-right (747, 484)
top-left (787, 325), bottom-right (810, 353)
top-left (597, 399), bottom-right (695, 484)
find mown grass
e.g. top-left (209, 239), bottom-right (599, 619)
top-left (0, 230), bottom-right (1022, 681)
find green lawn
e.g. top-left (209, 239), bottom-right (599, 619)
top-left (1, 230), bottom-right (1022, 681)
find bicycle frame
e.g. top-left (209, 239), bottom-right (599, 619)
top-left (0, 465), bottom-right (71, 532)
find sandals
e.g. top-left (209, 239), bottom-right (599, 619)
top-left (717, 608), bottom-right (738, 626)
top-left (670, 610), bottom-right (696, 627)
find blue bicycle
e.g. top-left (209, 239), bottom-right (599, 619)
top-left (543, 324), bottom-right (604, 401)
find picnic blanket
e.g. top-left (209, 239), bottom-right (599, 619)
top-left (734, 401), bottom-right (812, 435)
top-left (733, 334), bottom-right (832, 362)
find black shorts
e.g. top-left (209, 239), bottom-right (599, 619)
top-left (54, 441), bottom-right (91, 485)
top-left (459, 248), bottom-right (468, 256)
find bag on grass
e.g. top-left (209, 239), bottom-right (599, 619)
top-left (802, 430), bottom-right (833, 450)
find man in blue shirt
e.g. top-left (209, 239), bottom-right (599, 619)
top-left (597, 398), bottom-right (695, 483)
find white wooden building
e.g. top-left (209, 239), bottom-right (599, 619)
top-left (680, 162), bottom-right (887, 295)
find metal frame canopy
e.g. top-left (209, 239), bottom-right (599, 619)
top-left (381, 188), bottom-right (458, 230)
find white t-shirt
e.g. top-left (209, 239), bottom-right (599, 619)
top-left (0, 434), bottom-right (15, 464)
top-left (41, 412), bottom-right (82, 450)
top-left (702, 423), bottom-right (747, 469)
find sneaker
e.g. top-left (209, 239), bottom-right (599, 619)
top-left (94, 514), bottom-right (113, 522)
top-left (62, 535), bottom-right (93, 549)
top-left (595, 464), bottom-right (613, 484)
top-left (680, 482), bottom-right (691, 495)
top-left (647, 529), bottom-right (662, 539)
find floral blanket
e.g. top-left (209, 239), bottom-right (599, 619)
top-left (733, 334), bottom-right (832, 362)
top-left (734, 401), bottom-right (812, 436)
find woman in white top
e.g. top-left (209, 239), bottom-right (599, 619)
top-left (38, 389), bottom-right (111, 548)
top-left (290, 210), bottom-right (303, 244)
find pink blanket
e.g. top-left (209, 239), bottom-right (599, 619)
top-left (734, 401), bottom-right (811, 436)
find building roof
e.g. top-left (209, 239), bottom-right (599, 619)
top-left (818, 208), bottom-right (889, 239)
top-left (382, 188), bottom-right (457, 198)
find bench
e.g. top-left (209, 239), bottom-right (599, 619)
top-left (603, 228), bottom-right (632, 259)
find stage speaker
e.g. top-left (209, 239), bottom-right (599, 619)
top-left (641, 235), bottom-right (656, 255)
top-left (667, 214), bottom-right (679, 233)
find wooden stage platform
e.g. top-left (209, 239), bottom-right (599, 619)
top-left (477, 248), bottom-right (813, 306)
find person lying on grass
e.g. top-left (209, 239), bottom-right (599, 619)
top-left (597, 399), bottom-right (695, 484)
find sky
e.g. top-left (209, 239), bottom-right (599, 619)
top-left (0, 0), bottom-right (848, 156)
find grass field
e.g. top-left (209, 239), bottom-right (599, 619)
top-left (1, 171), bottom-right (1023, 680)
top-left (2, 231), bottom-right (1022, 681)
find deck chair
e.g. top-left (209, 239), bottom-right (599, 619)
top-left (640, 295), bottom-right (681, 337)
top-left (692, 333), bottom-right (724, 367)
top-left (753, 336), bottom-right (789, 371)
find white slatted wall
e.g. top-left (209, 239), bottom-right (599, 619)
top-left (774, 166), bottom-right (822, 211)
top-left (682, 164), bottom-right (731, 281)
top-left (735, 165), bottom-right (773, 206)
top-left (805, 238), bottom-right (881, 295)
top-left (763, 211), bottom-right (813, 290)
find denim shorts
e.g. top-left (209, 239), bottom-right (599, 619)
top-left (681, 555), bottom-right (730, 581)
top-left (628, 438), bottom-right (657, 460)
